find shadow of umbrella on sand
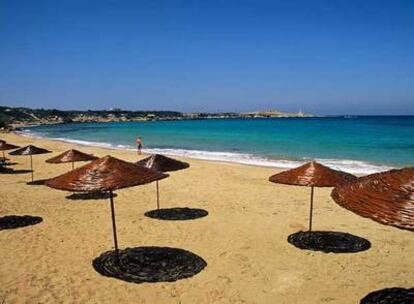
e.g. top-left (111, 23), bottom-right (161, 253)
top-left (9, 145), bottom-right (51, 183)
top-left (46, 149), bottom-right (98, 170)
top-left (332, 167), bottom-right (414, 303)
top-left (137, 154), bottom-right (190, 210)
top-left (269, 161), bottom-right (366, 253)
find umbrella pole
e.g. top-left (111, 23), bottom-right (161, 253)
top-left (30, 155), bottom-right (34, 182)
top-left (156, 180), bottom-right (160, 210)
top-left (2, 150), bottom-right (4, 159)
top-left (109, 190), bottom-right (121, 265)
top-left (72, 161), bottom-right (74, 170)
top-left (308, 186), bottom-right (314, 234)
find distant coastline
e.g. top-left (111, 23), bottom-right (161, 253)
top-left (0, 106), bottom-right (314, 130)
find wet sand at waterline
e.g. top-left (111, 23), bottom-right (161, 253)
top-left (0, 133), bottom-right (412, 304)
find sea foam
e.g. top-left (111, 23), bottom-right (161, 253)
top-left (17, 130), bottom-right (393, 175)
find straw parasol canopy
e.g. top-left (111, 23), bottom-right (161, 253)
top-left (9, 145), bottom-right (51, 182)
top-left (9, 145), bottom-right (51, 156)
top-left (47, 155), bottom-right (168, 192)
top-left (0, 141), bottom-right (19, 151)
top-left (137, 154), bottom-right (190, 210)
top-left (331, 168), bottom-right (414, 303)
top-left (0, 141), bottom-right (20, 161)
top-left (46, 149), bottom-right (98, 170)
top-left (137, 154), bottom-right (190, 172)
top-left (269, 161), bottom-right (357, 233)
top-left (269, 160), bottom-right (356, 187)
top-left (46, 155), bottom-right (169, 263)
top-left (331, 167), bottom-right (414, 232)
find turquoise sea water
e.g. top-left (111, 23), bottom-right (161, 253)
top-left (23, 116), bottom-right (414, 174)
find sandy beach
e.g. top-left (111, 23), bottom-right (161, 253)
top-left (0, 132), bottom-right (412, 304)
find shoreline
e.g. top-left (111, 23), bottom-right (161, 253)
top-left (4, 132), bottom-right (276, 173)
top-left (15, 129), bottom-right (395, 175)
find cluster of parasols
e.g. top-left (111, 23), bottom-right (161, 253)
top-left (1, 139), bottom-right (413, 303)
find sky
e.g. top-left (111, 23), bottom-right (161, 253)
top-left (0, 0), bottom-right (413, 115)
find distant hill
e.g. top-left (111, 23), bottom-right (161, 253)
top-left (0, 106), bottom-right (183, 129)
top-left (0, 106), bottom-right (314, 130)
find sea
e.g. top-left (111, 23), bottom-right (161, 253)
top-left (20, 116), bottom-right (414, 175)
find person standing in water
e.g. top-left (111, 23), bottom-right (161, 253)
top-left (136, 136), bottom-right (143, 155)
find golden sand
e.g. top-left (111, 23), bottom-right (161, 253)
top-left (0, 133), bottom-right (412, 304)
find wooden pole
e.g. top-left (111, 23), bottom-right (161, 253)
top-left (308, 186), bottom-right (314, 233)
top-left (30, 155), bottom-right (34, 182)
top-left (72, 161), bottom-right (74, 170)
top-left (109, 190), bottom-right (120, 265)
top-left (156, 180), bottom-right (160, 210)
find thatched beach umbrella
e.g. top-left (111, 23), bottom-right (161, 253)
top-left (0, 141), bottom-right (19, 161)
top-left (269, 161), bottom-right (357, 233)
top-left (331, 168), bottom-right (414, 303)
top-left (9, 145), bottom-right (51, 182)
top-left (331, 167), bottom-right (414, 232)
top-left (46, 149), bottom-right (98, 170)
top-left (137, 154), bottom-right (189, 209)
top-left (46, 155), bottom-right (168, 264)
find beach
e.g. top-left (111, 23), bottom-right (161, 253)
top-left (0, 132), bottom-right (413, 304)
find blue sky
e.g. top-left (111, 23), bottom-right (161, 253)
top-left (0, 0), bottom-right (413, 115)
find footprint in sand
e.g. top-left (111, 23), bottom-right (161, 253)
top-left (287, 223), bottom-right (306, 232)
top-left (218, 275), bottom-right (232, 285)
top-left (275, 272), bottom-right (304, 293)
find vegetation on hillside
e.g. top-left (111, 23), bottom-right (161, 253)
top-left (0, 106), bottom-right (184, 129)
